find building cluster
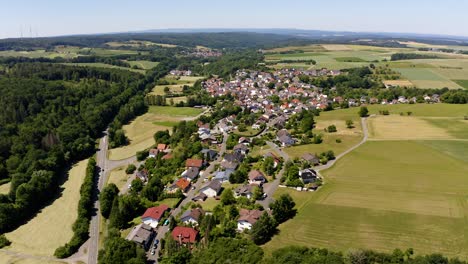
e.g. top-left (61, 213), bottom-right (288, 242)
top-left (169, 69), bottom-right (192, 76)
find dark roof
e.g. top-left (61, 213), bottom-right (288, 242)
top-left (235, 184), bottom-right (255, 196)
top-left (238, 209), bottom-right (263, 225)
top-left (201, 179), bottom-right (222, 193)
top-left (126, 223), bottom-right (154, 244)
top-left (220, 160), bottom-right (239, 170)
top-left (224, 152), bottom-right (244, 163)
top-left (184, 167), bottom-right (200, 180)
top-left (302, 153), bottom-right (320, 164)
top-left (180, 208), bottom-right (205, 223)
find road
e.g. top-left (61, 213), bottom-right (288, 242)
top-left (315, 117), bottom-right (368, 172)
top-left (152, 131), bottom-right (228, 262)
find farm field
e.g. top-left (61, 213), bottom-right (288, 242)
top-left (4, 159), bottom-right (89, 256)
top-left (150, 75), bottom-right (204, 96)
top-left (0, 49), bottom-right (78, 59)
top-left (108, 106), bottom-right (203, 160)
top-left (126, 60), bottom-right (159, 70)
top-left (0, 254), bottom-right (66, 264)
top-left (264, 140), bottom-right (468, 258)
top-left (265, 44), bottom-right (468, 89)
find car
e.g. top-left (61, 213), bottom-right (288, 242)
top-left (154, 239), bottom-right (159, 246)
top-left (192, 186), bottom-right (196, 190)
top-left (151, 249), bottom-right (155, 255)
top-left (262, 193), bottom-right (268, 199)
top-left (163, 219), bottom-right (170, 226)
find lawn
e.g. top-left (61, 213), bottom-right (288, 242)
top-left (324, 104), bottom-right (468, 118)
top-left (423, 118), bottom-right (468, 139)
top-left (4, 159), bottom-right (89, 256)
top-left (0, 253), bottom-right (66, 264)
top-left (158, 198), bottom-right (182, 208)
top-left (198, 198), bottom-right (221, 211)
top-left (150, 75), bottom-right (204, 96)
top-left (265, 141), bottom-right (468, 259)
top-left (108, 106), bottom-right (203, 160)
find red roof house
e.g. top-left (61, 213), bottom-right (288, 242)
top-left (141, 204), bottom-right (169, 228)
top-left (172, 226), bottom-right (198, 244)
top-left (186, 158), bottom-right (203, 168)
top-left (157, 144), bottom-right (167, 151)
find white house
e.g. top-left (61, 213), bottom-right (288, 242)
top-left (200, 180), bottom-right (222, 198)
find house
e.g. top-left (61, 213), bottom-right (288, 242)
top-left (301, 153), bottom-right (320, 166)
top-left (220, 160), bottom-right (239, 171)
top-left (234, 184), bottom-right (256, 199)
top-left (168, 178), bottom-right (191, 193)
top-left (149, 149), bottom-right (158, 158)
top-left (200, 180), bottom-right (222, 198)
top-left (192, 193), bottom-right (207, 202)
top-left (248, 170), bottom-right (266, 185)
top-left (213, 170), bottom-right (233, 182)
top-left (126, 223), bottom-right (155, 250)
top-left (186, 158), bottom-right (203, 169)
top-left (264, 152), bottom-right (281, 168)
top-left (162, 153), bottom-right (173, 160)
top-left (237, 209), bottom-right (263, 231)
top-left (200, 149), bottom-right (218, 161)
top-left (223, 152), bottom-right (244, 163)
top-left (182, 167), bottom-right (200, 182)
top-left (172, 226), bottom-right (198, 245)
top-left (277, 129), bottom-right (295, 147)
top-left (180, 208), bottom-right (205, 226)
top-left (238, 137), bottom-right (250, 145)
top-left (299, 169), bottom-right (318, 184)
top-left (141, 204), bottom-right (169, 228)
top-left (136, 169), bottom-right (149, 182)
top-left (157, 143), bottom-right (168, 152)
top-left (233, 143), bottom-right (249, 155)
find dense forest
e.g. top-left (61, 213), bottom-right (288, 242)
top-left (0, 61), bottom-right (166, 234)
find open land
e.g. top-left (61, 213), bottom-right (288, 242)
top-left (108, 106), bottom-right (203, 160)
top-left (150, 75), bottom-right (205, 97)
top-left (4, 159), bottom-right (89, 256)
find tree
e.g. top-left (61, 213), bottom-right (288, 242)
top-left (250, 213), bottom-right (277, 245)
top-left (190, 238), bottom-right (264, 264)
top-left (99, 236), bottom-right (146, 264)
top-left (129, 179), bottom-right (143, 195)
top-left (100, 183), bottom-right (119, 219)
top-left (220, 188), bottom-right (236, 206)
top-left (346, 120), bottom-right (354, 129)
top-left (263, 157), bottom-right (276, 176)
top-left (252, 186), bottom-right (264, 201)
top-left (326, 125), bottom-right (337, 133)
top-left (270, 194), bottom-right (296, 224)
top-left (237, 123), bottom-right (247, 132)
top-left (358, 106), bottom-right (369, 117)
top-left (125, 164), bottom-right (136, 174)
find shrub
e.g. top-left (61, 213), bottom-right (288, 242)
top-left (125, 164), bottom-right (136, 174)
top-left (0, 234), bottom-right (11, 248)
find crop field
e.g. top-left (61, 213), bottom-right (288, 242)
top-left (383, 79), bottom-right (414, 87)
top-left (0, 254), bottom-right (66, 264)
top-left (108, 106), bottom-right (203, 160)
top-left (4, 159), bottom-right (88, 256)
top-left (150, 75), bottom-right (204, 96)
top-left (394, 68), bottom-right (462, 89)
top-left (265, 140), bottom-right (468, 258)
top-left (0, 49), bottom-right (77, 59)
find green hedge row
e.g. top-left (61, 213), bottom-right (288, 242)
top-left (54, 157), bottom-right (97, 258)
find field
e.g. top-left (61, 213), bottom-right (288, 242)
top-left (4, 159), bottom-right (89, 256)
top-left (126, 60), bottom-right (159, 70)
top-left (0, 46), bottom-right (142, 59)
top-left (108, 166), bottom-right (129, 191)
top-left (108, 106), bottom-right (203, 160)
top-left (150, 75), bottom-right (205, 96)
top-left (265, 140), bottom-right (468, 258)
top-left (265, 44), bottom-right (468, 89)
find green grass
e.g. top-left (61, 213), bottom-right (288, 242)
top-left (148, 106), bottom-right (203, 117)
top-left (198, 198), bottom-right (221, 211)
top-left (63, 63), bottom-right (145, 74)
top-left (453, 80), bottom-right (468, 89)
top-left (158, 198), bottom-right (182, 208)
top-left (419, 140), bottom-right (468, 162)
top-left (152, 121), bottom-right (180, 127)
top-left (127, 60), bottom-right (159, 70)
top-left (265, 141), bottom-right (468, 259)
top-left (328, 104), bottom-right (468, 118)
top-left (423, 118), bottom-right (468, 139)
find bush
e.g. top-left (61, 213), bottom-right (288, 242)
top-left (136, 150), bottom-right (148, 161)
top-left (125, 164), bottom-right (136, 174)
top-left (0, 234), bottom-right (11, 248)
top-left (326, 125), bottom-right (337, 133)
top-left (336, 139), bottom-right (342, 143)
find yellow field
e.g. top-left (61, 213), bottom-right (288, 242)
top-left (321, 44), bottom-right (352, 51)
top-left (368, 115), bottom-right (453, 140)
top-left (383, 80), bottom-right (414, 87)
top-left (107, 166), bottom-right (129, 190)
top-left (4, 159), bottom-right (88, 256)
top-left (0, 182), bottom-right (10, 194)
top-left (0, 253), bottom-right (66, 264)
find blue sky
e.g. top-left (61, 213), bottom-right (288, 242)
top-left (1, 0), bottom-right (467, 39)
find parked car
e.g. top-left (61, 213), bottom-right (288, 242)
top-left (151, 249), bottom-right (155, 255)
top-left (154, 239), bottom-right (159, 246)
top-left (163, 219), bottom-right (170, 226)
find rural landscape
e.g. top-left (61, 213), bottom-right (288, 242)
top-left (0, 2), bottom-right (468, 264)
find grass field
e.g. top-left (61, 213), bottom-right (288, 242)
top-left (150, 75), bottom-right (204, 96)
top-left (126, 60), bottom-right (159, 70)
top-left (198, 198), bottom-right (221, 211)
top-left (4, 159), bottom-right (89, 256)
top-left (107, 166), bottom-right (129, 190)
top-left (108, 106), bottom-right (203, 160)
top-left (265, 141), bottom-right (468, 258)
top-left (383, 79), bottom-right (414, 87)
top-left (0, 253), bottom-right (66, 264)
top-left (454, 80), bottom-right (468, 89)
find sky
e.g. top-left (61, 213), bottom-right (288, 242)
top-left (1, 0), bottom-right (467, 39)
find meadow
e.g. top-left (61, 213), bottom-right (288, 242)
top-left (126, 60), bottom-right (159, 70)
top-left (150, 75), bottom-right (205, 97)
top-left (265, 44), bottom-right (468, 89)
top-left (265, 140), bottom-right (468, 258)
top-left (0, 181), bottom-right (10, 194)
top-left (108, 106), bottom-right (203, 160)
top-left (4, 159), bottom-right (89, 256)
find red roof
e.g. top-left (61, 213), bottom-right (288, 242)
top-left (162, 153), bottom-right (173, 160)
top-left (176, 178), bottom-right (191, 191)
top-left (186, 159), bottom-right (203, 168)
top-left (172, 226), bottom-right (198, 244)
top-left (157, 144), bottom-right (167, 151)
top-left (141, 204), bottom-right (169, 221)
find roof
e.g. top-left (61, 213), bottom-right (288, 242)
top-left (172, 226), bottom-right (198, 244)
top-left (186, 158), bottom-right (203, 168)
top-left (180, 208), bottom-right (205, 223)
top-left (149, 149), bottom-right (158, 155)
top-left (302, 153), bottom-right (320, 163)
top-left (238, 209), bottom-right (263, 225)
top-left (201, 179), bottom-right (222, 193)
top-left (141, 204), bottom-right (169, 221)
top-left (235, 184), bottom-right (255, 195)
top-left (277, 129), bottom-right (290, 138)
top-left (157, 144), bottom-right (167, 151)
top-left (233, 143), bottom-right (249, 151)
top-left (176, 178), bottom-right (191, 191)
top-left (126, 223), bottom-right (153, 244)
top-left (248, 170), bottom-right (265, 181)
top-left (183, 167), bottom-right (200, 180)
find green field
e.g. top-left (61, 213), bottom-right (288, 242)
top-left (150, 75), bottom-right (204, 96)
top-left (454, 80), bottom-right (468, 89)
top-left (148, 106), bottom-right (203, 117)
top-left (265, 140), bottom-right (468, 258)
top-left (127, 60), bottom-right (159, 70)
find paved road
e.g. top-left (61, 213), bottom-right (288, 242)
top-left (315, 117), bottom-right (368, 172)
top-left (152, 131), bottom-right (228, 262)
